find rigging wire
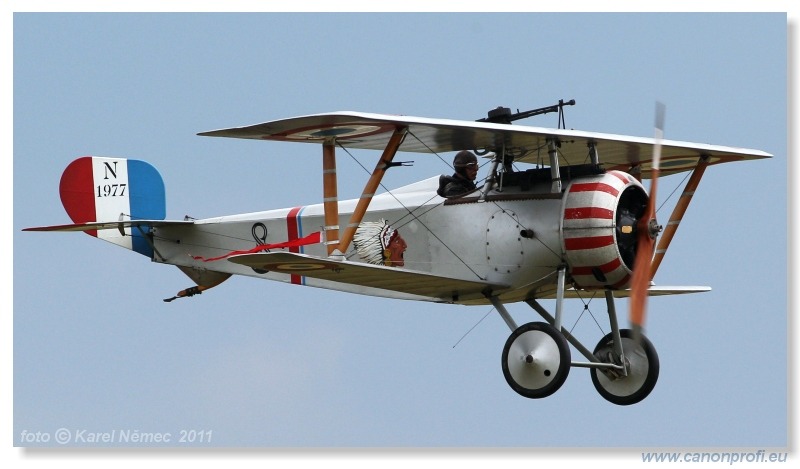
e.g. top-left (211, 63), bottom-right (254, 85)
top-left (656, 169), bottom-right (691, 215)
top-left (452, 308), bottom-right (494, 349)
top-left (568, 290), bottom-right (607, 337)
top-left (336, 136), bottom-right (488, 280)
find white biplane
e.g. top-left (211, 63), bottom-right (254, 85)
top-left (25, 101), bottom-right (770, 405)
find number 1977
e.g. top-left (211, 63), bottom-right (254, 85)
top-left (96, 184), bottom-right (127, 197)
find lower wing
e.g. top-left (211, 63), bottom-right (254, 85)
top-left (228, 252), bottom-right (508, 303)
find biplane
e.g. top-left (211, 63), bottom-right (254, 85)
top-left (24, 101), bottom-right (771, 405)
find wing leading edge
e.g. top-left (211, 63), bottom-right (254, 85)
top-left (198, 111), bottom-right (771, 178)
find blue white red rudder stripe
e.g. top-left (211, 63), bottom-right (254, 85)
top-left (59, 156), bottom-right (166, 257)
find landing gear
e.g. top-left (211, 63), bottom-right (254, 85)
top-left (490, 288), bottom-right (661, 404)
top-left (590, 329), bottom-right (659, 406)
top-left (501, 322), bottom-right (571, 399)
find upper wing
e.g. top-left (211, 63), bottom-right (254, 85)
top-left (228, 251), bottom-right (508, 302)
top-left (198, 111), bottom-right (771, 177)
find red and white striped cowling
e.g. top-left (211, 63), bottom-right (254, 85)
top-left (561, 170), bottom-right (646, 290)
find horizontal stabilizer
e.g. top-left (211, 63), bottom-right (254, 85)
top-left (23, 219), bottom-right (193, 232)
top-left (228, 252), bottom-right (508, 302)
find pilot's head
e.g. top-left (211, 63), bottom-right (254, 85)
top-left (453, 150), bottom-right (478, 180)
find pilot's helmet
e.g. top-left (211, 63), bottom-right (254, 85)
top-left (453, 150), bottom-right (478, 170)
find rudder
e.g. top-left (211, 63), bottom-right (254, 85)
top-left (59, 156), bottom-right (166, 257)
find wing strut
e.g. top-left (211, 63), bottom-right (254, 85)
top-left (336, 126), bottom-right (408, 255)
top-left (547, 138), bottom-right (562, 193)
top-left (322, 141), bottom-right (340, 255)
top-left (649, 155), bottom-right (710, 278)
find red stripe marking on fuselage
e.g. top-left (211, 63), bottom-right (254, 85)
top-left (611, 274), bottom-right (631, 289)
top-left (569, 182), bottom-right (619, 197)
top-left (571, 257), bottom-right (623, 277)
top-left (607, 170), bottom-right (631, 185)
top-left (564, 207), bottom-right (614, 220)
top-left (571, 258), bottom-right (631, 289)
top-left (564, 235), bottom-right (615, 251)
top-left (286, 206), bottom-right (303, 285)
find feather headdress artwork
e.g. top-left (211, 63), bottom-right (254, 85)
top-left (352, 219), bottom-right (398, 266)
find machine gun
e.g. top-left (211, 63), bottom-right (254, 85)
top-left (477, 99), bottom-right (576, 129)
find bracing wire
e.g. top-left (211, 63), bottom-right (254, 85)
top-left (452, 308), bottom-right (494, 349)
top-left (656, 170), bottom-right (692, 215)
top-left (336, 136), bottom-right (488, 280)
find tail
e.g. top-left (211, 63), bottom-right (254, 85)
top-left (27, 156), bottom-right (167, 258)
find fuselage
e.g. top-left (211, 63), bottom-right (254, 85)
top-left (152, 168), bottom-right (646, 305)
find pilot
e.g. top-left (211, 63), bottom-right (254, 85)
top-left (437, 150), bottom-right (479, 197)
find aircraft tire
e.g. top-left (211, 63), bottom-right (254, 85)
top-left (590, 329), bottom-right (659, 405)
top-left (501, 321), bottom-right (571, 399)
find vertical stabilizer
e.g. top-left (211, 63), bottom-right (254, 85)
top-left (59, 156), bottom-right (166, 257)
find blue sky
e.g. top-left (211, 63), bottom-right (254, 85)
top-left (6, 4), bottom-right (795, 466)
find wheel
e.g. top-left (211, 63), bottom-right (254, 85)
top-left (501, 321), bottom-right (571, 399)
top-left (590, 329), bottom-right (659, 405)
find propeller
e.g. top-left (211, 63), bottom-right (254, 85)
top-left (628, 102), bottom-right (665, 337)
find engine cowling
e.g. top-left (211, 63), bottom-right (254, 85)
top-left (561, 170), bottom-right (648, 289)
